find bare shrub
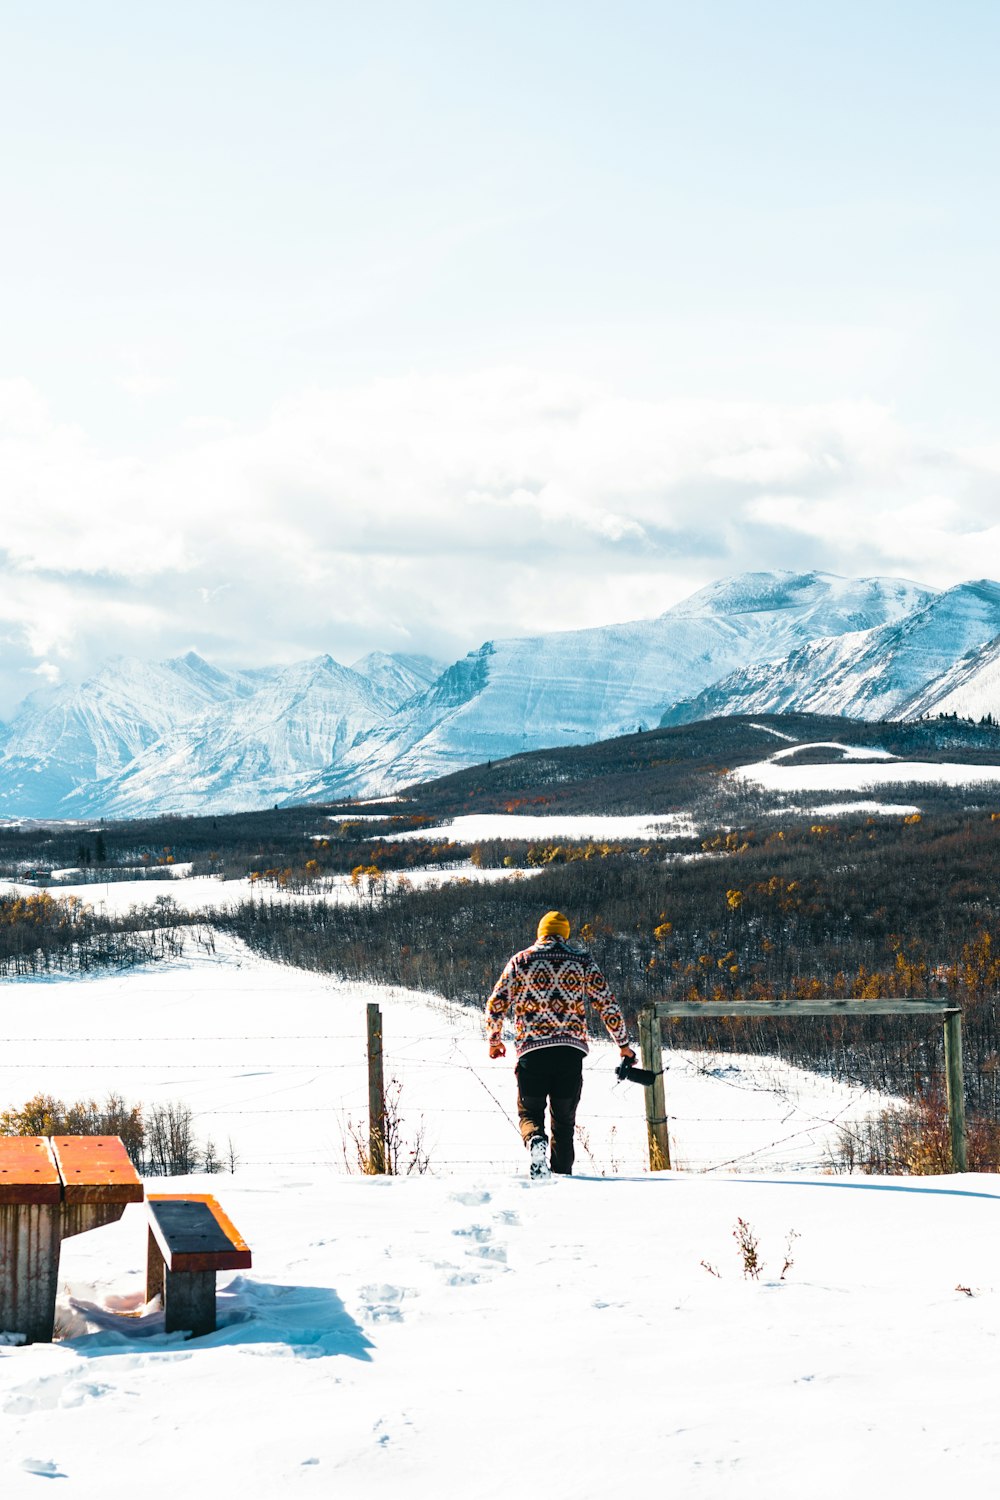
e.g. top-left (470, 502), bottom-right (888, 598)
top-left (833, 1090), bottom-right (1000, 1175)
top-left (733, 1217), bottom-right (764, 1279)
top-left (780, 1229), bottom-right (800, 1280)
top-left (341, 1079), bottom-right (430, 1175)
top-left (201, 1138), bottom-right (222, 1174)
top-left (144, 1102), bottom-right (200, 1176)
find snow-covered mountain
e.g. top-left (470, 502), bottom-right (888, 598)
top-left (303, 571), bottom-right (936, 799)
top-left (660, 580), bottom-right (1000, 727)
top-left (64, 655), bottom-right (396, 817)
top-left (0, 650), bottom-right (444, 818)
top-left (666, 570), bottom-right (930, 636)
top-left (349, 652), bottom-right (444, 710)
top-left (901, 631), bottom-right (1000, 721)
top-left (0, 653), bottom-right (260, 818)
top-left (7, 568), bottom-right (1000, 818)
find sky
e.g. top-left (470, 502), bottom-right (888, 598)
top-left (2, 0), bottom-right (999, 718)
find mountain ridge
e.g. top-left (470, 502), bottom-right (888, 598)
top-left (661, 580), bottom-right (1000, 727)
top-left (300, 570), bottom-right (937, 800)
top-left (3, 569), bottom-right (997, 819)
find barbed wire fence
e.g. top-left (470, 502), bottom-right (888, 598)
top-left (0, 1007), bottom-right (914, 1178)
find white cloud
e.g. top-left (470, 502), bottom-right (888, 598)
top-left (0, 378), bottom-right (50, 438)
top-left (707, 447), bottom-right (818, 486)
top-left (0, 368), bottom-right (994, 717)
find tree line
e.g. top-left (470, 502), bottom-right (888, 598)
top-left (215, 807), bottom-right (1000, 1117)
top-left (0, 891), bottom-right (205, 976)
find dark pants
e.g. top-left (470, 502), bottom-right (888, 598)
top-left (515, 1046), bottom-right (584, 1175)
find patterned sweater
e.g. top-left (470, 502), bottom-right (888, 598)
top-left (486, 936), bottom-right (630, 1058)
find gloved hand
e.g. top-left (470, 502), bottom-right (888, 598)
top-left (620, 1045), bottom-right (637, 1063)
top-left (489, 1041), bottom-right (506, 1059)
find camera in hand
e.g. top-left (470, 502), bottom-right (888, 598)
top-left (615, 1054), bottom-right (658, 1086)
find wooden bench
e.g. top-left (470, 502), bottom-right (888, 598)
top-left (146, 1194), bottom-right (251, 1337)
top-left (0, 1136), bottom-right (144, 1343)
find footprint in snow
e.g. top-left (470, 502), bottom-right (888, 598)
top-left (20, 1457), bottom-right (66, 1478)
top-left (452, 1224), bottom-right (493, 1243)
top-left (450, 1190), bottom-right (491, 1207)
top-left (4, 1373), bottom-right (112, 1417)
top-left (466, 1244), bottom-right (507, 1264)
top-left (451, 1224), bottom-right (509, 1267)
top-left (358, 1284), bottom-right (411, 1323)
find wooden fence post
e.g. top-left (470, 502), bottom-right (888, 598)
top-left (367, 1002), bottom-right (386, 1174)
top-left (638, 1008), bottom-right (670, 1172)
top-left (943, 1009), bottom-right (968, 1173)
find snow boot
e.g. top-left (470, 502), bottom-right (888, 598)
top-left (529, 1133), bottom-right (550, 1179)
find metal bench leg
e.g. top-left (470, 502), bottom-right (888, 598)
top-left (163, 1268), bottom-right (216, 1337)
top-left (0, 1204), bottom-right (61, 1344)
top-left (146, 1228), bottom-right (164, 1305)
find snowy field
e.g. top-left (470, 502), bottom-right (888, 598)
top-left (735, 741), bottom-right (1000, 798)
top-left (380, 811), bottom-right (695, 842)
top-left (770, 741), bottom-right (899, 762)
top-left (7, 1165), bottom-right (1000, 1498)
top-left (0, 862), bottom-right (535, 919)
top-left (3, 939), bottom-right (1000, 1495)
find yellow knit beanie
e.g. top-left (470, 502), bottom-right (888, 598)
top-left (537, 910), bottom-right (571, 940)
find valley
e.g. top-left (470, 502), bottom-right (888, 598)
top-left (4, 710), bottom-right (1000, 1160)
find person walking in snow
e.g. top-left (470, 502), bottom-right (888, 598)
top-left (486, 910), bottom-right (636, 1176)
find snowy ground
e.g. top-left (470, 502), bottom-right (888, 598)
top-left (7, 1167), bottom-right (1000, 1498)
top-left (735, 742), bottom-right (1000, 798)
top-left (786, 798), bottom-right (922, 817)
top-left (381, 811), bottom-right (695, 842)
top-left (2, 942), bottom-right (999, 1496)
top-left (0, 861), bottom-right (536, 919)
top-left (770, 741), bottom-right (899, 762)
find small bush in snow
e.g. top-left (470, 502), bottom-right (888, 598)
top-left (733, 1217), bottom-right (764, 1279)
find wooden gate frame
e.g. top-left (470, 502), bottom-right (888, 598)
top-left (638, 1000), bottom-right (967, 1174)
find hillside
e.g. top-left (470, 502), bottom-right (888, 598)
top-left (9, 711), bottom-right (1000, 1126)
top-left (0, 943), bottom-right (997, 1498)
top-left (388, 711), bottom-right (1000, 817)
top-left (5, 711), bottom-right (1000, 885)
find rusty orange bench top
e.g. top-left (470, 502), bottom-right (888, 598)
top-left (147, 1193), bottom-right (252, 1273)
top-left (0, 1136), bottom-right (62, 1206)
top-left (50, 1137), bottom-right (144, 1205)
top-left (0, 1136), bottom-right (143, 1206)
